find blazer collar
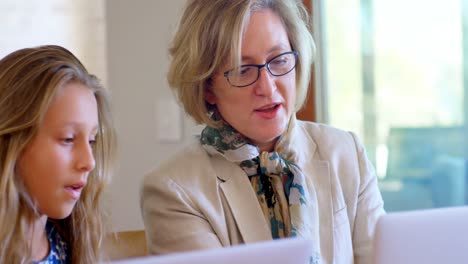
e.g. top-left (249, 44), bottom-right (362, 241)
top-left (290, 119), bottom-right (318, 165)
top-left (210, 154), bottom-right (272, 242)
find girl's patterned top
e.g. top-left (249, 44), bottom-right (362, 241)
top-left (34, 221), bottom-right (70, 264)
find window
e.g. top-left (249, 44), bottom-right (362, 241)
top-left (319, 0), bottom-right (467, 211)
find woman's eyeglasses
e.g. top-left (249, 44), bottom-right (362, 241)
top-left (223, 51), bottom-right (298, 88)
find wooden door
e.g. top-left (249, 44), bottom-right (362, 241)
top-left (296, 0), bottom-right (317, 122)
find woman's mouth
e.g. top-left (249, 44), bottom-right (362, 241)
top-left (254, 103), bottom-right (281, 118)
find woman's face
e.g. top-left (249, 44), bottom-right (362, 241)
top-left (17, 82), bottom-right (98, 219)
top-left (207, 9), bottom-right (296, 152)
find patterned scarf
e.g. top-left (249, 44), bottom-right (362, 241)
top-left (200, 115), bottom-right (316, 241)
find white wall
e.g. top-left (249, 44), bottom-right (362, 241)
top-left (0, 0), bottom-right (107, 84)
top-left (106, 0), bottom-right (199, 231)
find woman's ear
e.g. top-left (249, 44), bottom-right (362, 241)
top-left (204, 87), bottom-right (216, 105)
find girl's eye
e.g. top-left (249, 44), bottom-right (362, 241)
top-left (89, 139), bottom-right (97, 146)
top-left (63, 138), bottom-right (74, 144)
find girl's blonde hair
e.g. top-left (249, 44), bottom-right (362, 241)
top-left (167, 0), bottom-right (315, 127)
top-left (0, 45), bottom-right (117, 263)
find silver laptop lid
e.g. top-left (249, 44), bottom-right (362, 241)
top-left (373, 206), bottom-right (468, 264)
top-left (111, 238), bottom-right (314, 264)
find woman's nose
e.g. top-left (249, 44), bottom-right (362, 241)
top-left (254, 67), bottom-right (276, 97)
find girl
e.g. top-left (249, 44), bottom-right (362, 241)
top-left (0, 45), bottom-right (117, 263)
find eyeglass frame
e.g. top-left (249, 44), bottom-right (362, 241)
top-left (223, 51), bottom-right (299, 88)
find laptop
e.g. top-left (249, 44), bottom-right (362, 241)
top-left (373, 206), bottom-right (468, 264)
top-left (111, 238), bottom-right (314, 264)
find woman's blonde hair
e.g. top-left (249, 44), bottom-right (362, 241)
top-left (0, 45), bottom-right (117, 263)
top-left (167, 0), bottom-right (315, 127)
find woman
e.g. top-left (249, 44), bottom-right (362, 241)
top-left (141, 0), bottom-right (385, 263)
top-left (0, 45), bottom-right (117, 263)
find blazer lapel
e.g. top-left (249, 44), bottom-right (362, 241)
top-left (306, 159), bottom-right (334, 263)
top-left (210, 155), bottom-right (272, 243)
top-left (294, 122), bottom-right (335, 263)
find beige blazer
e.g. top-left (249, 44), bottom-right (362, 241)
top-left (140, 121), bottom-right (385, 264)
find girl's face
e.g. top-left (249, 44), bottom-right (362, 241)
top-left (17, 82), bottom-right (98, 219)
